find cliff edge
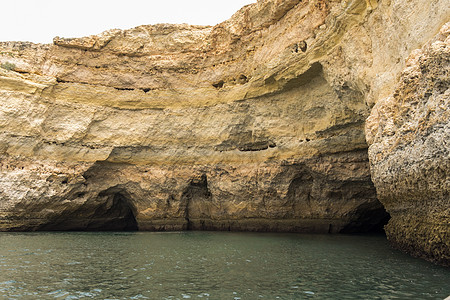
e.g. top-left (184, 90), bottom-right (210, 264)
top-left (366, 23), bottom-right (450, 266)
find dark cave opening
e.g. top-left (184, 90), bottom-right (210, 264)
top-left (82, 193), bottom-right (138, 231)
top-left (38, 191), bottom-right (138, 232)
top-left (340, 204), bottom-right (391, 234)
top-left (285, 161), bottom-right (391, 234)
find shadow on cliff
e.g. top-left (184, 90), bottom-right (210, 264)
top-left (37, 187), bottom-right (139, 231)
top-left (30, 161), bottom-right (140, 232)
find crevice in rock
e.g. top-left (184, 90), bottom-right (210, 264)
top-left (238, 140), bottom-right (276, 152)
top-left (315, 121), bottom-right (365, 139)
top-left (180, 174), bottom-right (212, 230)
top-left (214, 127), bottom-right (276, 152)
top-left (55, 77), bottom-right (69, 83)
top-left (114, 87), bottom-right (134, 91)
top-left (54, 78), bottom-right (153, 94)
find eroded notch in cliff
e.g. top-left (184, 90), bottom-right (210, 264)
top-left (89, 188), bottom-right (138, 231)
top-left (284, 62), bottom-right (323, 90)
top-left (264, 62), bottom-right (323, 92)
top-left (285, 165), bottom-right (314, 215)
top-left (38, 187), bottom-right (138, 231)
top-left (340, 199), bottom-right (390, 234)
top-left (283, 154), bottom-right (390, 234)
top-left (180, 174), bottom-right (212, 230)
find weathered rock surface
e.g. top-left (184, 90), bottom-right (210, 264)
top-left (0, 0), bottom-right (448, 244)
top-left (366, 23), bottom-right (450, 266)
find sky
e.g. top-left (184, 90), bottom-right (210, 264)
top-left (0, 0), bottom-right (256, 44)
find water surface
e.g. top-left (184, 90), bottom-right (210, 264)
top-left (0, 232), bottom-right (448, 299)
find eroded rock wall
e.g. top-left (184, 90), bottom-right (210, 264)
top-left (0, 0), bottom-right (448, 239)
top-left (0, 57), bottom-right (381, 232)
top-left (366, 23), bottom-right (450, 266)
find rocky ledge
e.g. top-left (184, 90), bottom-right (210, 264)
top-left (0, 0), bottom-right (449, 265)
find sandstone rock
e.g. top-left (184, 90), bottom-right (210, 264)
top-left (366, 23), bottom-right (450, 267)
top-left (0, 0), bottom-right (448, 256)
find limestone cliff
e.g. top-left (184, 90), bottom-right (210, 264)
top-left (366, 23), bottom-right (450, 267)
top-left (0, 0), bottom-right (448, 245)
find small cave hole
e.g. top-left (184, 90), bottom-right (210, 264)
top-left (56, 78), bottom-right (68, 83)
top-left (298, 40), bottom-right (307, 52)
top-left (212, 80), bottom-right (225, 89)
top-left (238, 74), bottom-right (248, 84)
top-left (291, 41), bottom-right (307, 53)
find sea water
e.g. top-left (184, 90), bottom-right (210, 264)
top-left (0, 232), bottom-right (448, 299)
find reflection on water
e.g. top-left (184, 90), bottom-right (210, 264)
top-left (0, 232), bottom-right (449, 299)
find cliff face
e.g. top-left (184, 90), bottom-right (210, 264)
top-left (366, 23), bottom-right (450, 266)
top-left (0, 0), bottom-right (448, 241)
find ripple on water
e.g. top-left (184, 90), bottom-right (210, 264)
top-left (0, 232), bottom-right (448, 299)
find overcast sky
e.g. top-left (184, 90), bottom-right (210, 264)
top-left (0, 0), bottom-right (256, 44)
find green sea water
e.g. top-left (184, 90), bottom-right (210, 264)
top-left (0, 232), bottom-right (449, 299)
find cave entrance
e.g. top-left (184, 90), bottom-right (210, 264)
top-left (84, 192), bottom-right (138, 231)
top-left (340, 204), bottom-right (390, 234)
top-left (38, 189), bottom-right (138, 231)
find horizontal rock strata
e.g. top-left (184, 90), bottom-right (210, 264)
top-left (0, 0), bottom-right (448, 241)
